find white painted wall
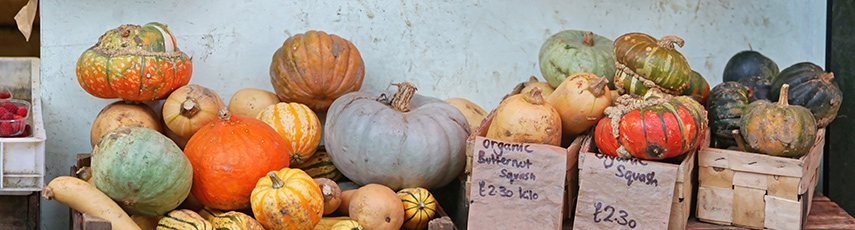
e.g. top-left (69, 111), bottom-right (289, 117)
top-left (39, 0), bottom-right (825, 228)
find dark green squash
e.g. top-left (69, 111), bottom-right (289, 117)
top-left (740, 84), bottom-right (816, 157)
top-left (737, 74), bottom-right (772, 102)
top-left (92, 127), bottom-right (193, 216)
top-left (770, 62), bottom-right (842, 128)
top-left (708, 82), bottom-right (752, 149)
top-left (613, 33), bottom-right (691, 96)
top-left (681, 70), bottom-right (710, 105)
top-left (722, 50), bottom-right (779, 82)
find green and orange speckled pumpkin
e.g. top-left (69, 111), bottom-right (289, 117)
top-left (77, 22), bottom-right (191, 101)
top-left (741, 84), bottom-right (817, 157)
top-left (251, 168), bottom-right (323, 230)
top-left (270, 30), bottom-right (365, 112)
top-left (595, 92), bottom-right (708, 160)
top-left (613, 33), bottom-right (692, 96)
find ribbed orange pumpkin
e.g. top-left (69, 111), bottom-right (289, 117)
top-left (184, 108), bottom-right (292, 210)
top-left (256, 102), bottom-right (321, 165)
top-left (270, 30), bottom-right (365, 112)
top-left (251, 168), bottom-right (324, 230)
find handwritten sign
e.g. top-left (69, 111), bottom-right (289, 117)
top-left (573, 152), bottom-right (678, 230)
top-left (468, 136), bottom-right (567, 230)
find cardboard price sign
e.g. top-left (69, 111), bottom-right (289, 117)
top-left (573, 152), bottom-right (678, 230)
top-left (467, 136), bottom-right (567, 230)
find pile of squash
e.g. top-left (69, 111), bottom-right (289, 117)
top-left (48, 21), bottom-right (841, 230)
top-left (50, 24), bottom-right (460, 230)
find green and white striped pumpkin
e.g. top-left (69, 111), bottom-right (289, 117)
top-left (295, 146), bottom-right (343, 181)
top-left (156, 209), bottom-right (212, 230)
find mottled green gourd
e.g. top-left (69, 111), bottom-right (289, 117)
top-left (539, 30), bottom-right (616, 89)
top-left (740, 84), bottom-right (816, 157)
top-left (92, 127), bottom-right (193, 216)
top-left (707, 82), bottom-right (752, 149)
top-left (770, 62), bottom-right (843, 128)
top-left (613, 33), bottom-right (692, 96)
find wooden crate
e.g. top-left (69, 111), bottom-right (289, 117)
top-left (463, 109), bottom-right (583, 224)
top-left (572, 133), bottom-right (697, 230)
top-left (696, 128), bottom-right (825, 230)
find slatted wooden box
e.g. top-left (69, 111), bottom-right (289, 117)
top-left (696, 128), bottom-right (825, 230)
top-left (572, 134), bottom-right (697, 230)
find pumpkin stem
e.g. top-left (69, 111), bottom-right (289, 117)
top-left (777, 84), bottom-right (790, 107)
top-left (732, 129), bottom-right (748, 152)
top-left (180, 98), bottom-right (200, 117)
top-left (821, 72), bottom-right (835, 85)
top-left (418, 201), bottom-right (426, 209)
top-left (583, 31), bottom-right (594, 46)
top-left (589, 76), bottom-right (609, 97)
top-left (390, 82), bottom-right (418, 112)
top-left (657, 35), bottom-right (685, 50)
top-left (268, 172), bottom-right (284, 189)
top-left (523, 87), bottom-right (545, 105)
top-left (217, 107), bottom-right (231, 121)
top-left (525, 76), bottom-right (540, 86)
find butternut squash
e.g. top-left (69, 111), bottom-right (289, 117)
top-left (337, 189), bottom-right (358, 215)
top-left (42, 176), bottom-right (141, 230)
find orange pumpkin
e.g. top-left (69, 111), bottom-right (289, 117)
top-left (256, 102), bottom-right (321, 165)
top-left (163, 84), bottom-right (226, 139)
top-left (251, 168), bottom-right (323, 230)
top-left (184, 108), bottom-right (292, 210)
top-left (76, 22), bottom-right (191, 101)
top-left (270, 30), bottom-right (365, 112)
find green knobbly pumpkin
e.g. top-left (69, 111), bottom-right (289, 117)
top-left (92, 127), bottom-right (193, 216)
top-left (539, 30), bottom-right (615, 88)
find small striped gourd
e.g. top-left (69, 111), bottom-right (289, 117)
top-left (397, 187), bottom-right (437, 230)
top-left (294, 146), bottom-right (342, 181)
top-left (210, 211), bottom-right (265, 230)
top-left (156, 209), bottom-right (212, 230)
top-left (331, 220), bottom-right (363, 230)
top-left (257, 102), bottom-right (322, 165)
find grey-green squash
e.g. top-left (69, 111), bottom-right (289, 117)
top-left (92, 127), bottom-right (193, 216)
top-left (539, 30), bottom-right (615, 89)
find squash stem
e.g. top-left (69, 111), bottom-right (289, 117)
top-left (657, 35), bottom-right (685, 50)
top-left (180, 98), bottom-right (200, 117)
top-left (732, 129), bottom-right (748, 152)
top-left (583, 31), bottom-right (594, 46)
top-left (821, 72), bottom-right (835, 85)
top-left (589, 76), bottom-right (609, 97)
top-left (217, 107), bottom-right (231, 121)
top-left (390, 82), bottom-right (418, 112)
top-left (777, 84), bottom-right (790, 107)
top-left (418, 201), bottom-right (426, 209)
top-left (268, 172), bottom-right (284, 189)
top-left (523, 87), bottom-right (544, 104)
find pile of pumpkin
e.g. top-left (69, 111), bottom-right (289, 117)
top-left (708, 51), bottom-right (840, 157)
top-left (46, 23), bottom-right (470, 230)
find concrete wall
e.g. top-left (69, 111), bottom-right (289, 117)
top-left (39, 0), bottom-right (826, 228)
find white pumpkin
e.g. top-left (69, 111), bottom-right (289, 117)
top-left (324, 83), bottom-right (469, 190)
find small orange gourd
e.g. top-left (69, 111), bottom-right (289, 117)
top-left (349, 184), bottom-right (404, 230)
top-left (314, 178), bottom-right (342, 215)
top-left (546, 72), bottom-right (612, 136)
top-left (257, 102), bottom-right (322, 165)
top-left (163, 84), bottom-right (225, 139)
top-left (251, 168), bottom-right (323, 230)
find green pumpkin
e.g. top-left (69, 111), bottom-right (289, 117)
top-left (740, 84), bottom-right (816, 157)
top-left (770, 62), bottom-right (842, 128)
top-left (539, 30), bottom-right (615, 88)
top-left (294, 146), bottom-right (343, 181)
top-left (737, 74), bottom-right (772, 102)
top-left (92, 127), bottom-right (193, 216)
top-left (722, 50), bottom-right (779, 82)
top-left (708, 82), bottom-right (752, 149)
top-left (613, 33), bottom-right (692, 96)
